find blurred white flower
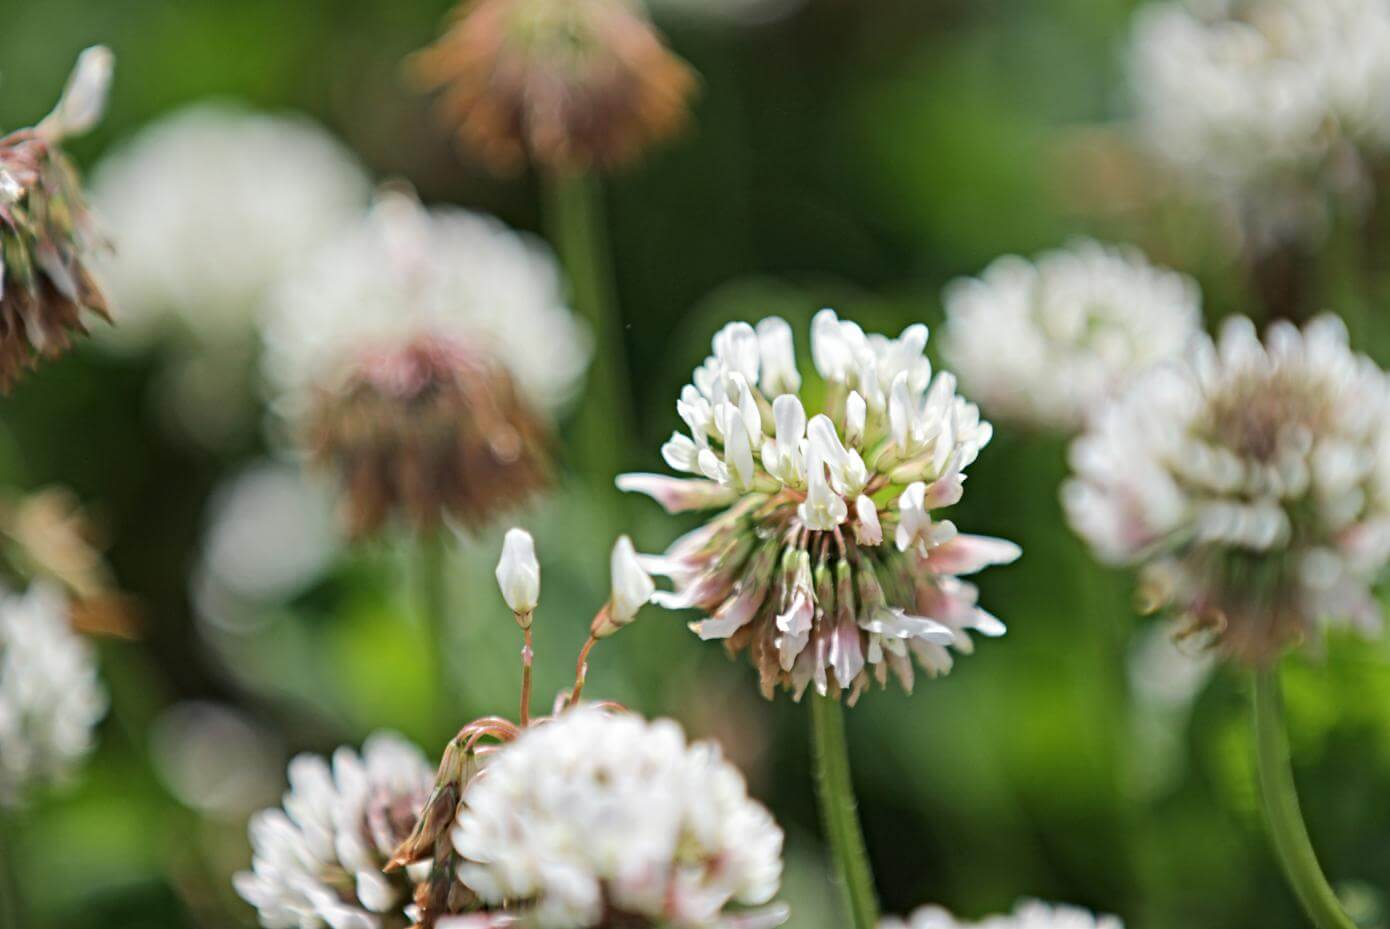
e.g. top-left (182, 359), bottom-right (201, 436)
top-left (1065, 314), bottom-right (1390, 663)
top-left (235, 732), bottom-right (435, 929)
top-left (149, 701), bottom-right (282, 819)
top-left (942, 240), bottom-right (1202, 431)
top-left (262, 189), bottom-right (590, 537)
top-left (193, 460), bottom-right (340, 630)
top-left (0, 584), bottom-right (107, 807)
top-left (881, 901), bottom-right (1123, 929)
top-left (621, 311), bottom-right (1018, 702)
top-left (90, 103), bottom-right (371, 347)
top-left (1128, 0), bottom-right (1390, 249)
top-left (452, 707), bottom-right (787, 929)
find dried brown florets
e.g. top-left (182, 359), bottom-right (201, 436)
top-left (412, 0), bottom-right (697, 174)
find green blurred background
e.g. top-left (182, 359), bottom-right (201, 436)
top-left (3, 1), bottom-right (1390, 927)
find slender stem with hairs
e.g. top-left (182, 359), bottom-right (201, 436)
top-left (1251, 666), bottom-right (1356, 929)
top-left (519, 625), bottom-right (534, 727)
top-left (569, 634), bottom-right (599, 707)
top-left (542, 171), bottom-right (632, 489)
top-left (810, 694), bottom-right (879, 929)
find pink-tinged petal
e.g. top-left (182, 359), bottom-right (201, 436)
top-left (923, 462), bottom-right (964, 508)
top-left (828, 612), bottom-right (865, 688)
top-left (717, 904), bottom-right (791, 929)
top-left (693, 583), bottom-right (766, 640)
top-left (925, 534), bottom-right (1021, 575)
top-left (616, 473), bottom-right (738, 513)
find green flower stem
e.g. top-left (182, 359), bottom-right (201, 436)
top-left (542, 170), bottom-right (632, 491)
top-left (418, 530), bottom-right (454, 730)
top-left (810, 694), bottom-right (880, 929)
top-left (0, 812), bottom-right (22, 929)
top-left (1251, 665), bottom-right (1356, 929)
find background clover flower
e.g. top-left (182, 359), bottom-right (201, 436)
top-left (235, 732), bottom-right (435, 929)
top-left (451, 706), bottom-right (787, 929)
top-left (621, 310), bottom-right (1020, 702)
top-left (1064, 314), bottom-right (1390, 664)
top-left (1127, 0), bottom-right (1390, 251)
top-left (261, 189), bottom-right (591, 538)
top-left (0, 46), bottom-right (113, 391)
top-left (880, 901), bottom-right (1123, 929)
top-left (411, 0), bottom-right (697, 174)
top-left (941, 239), bottom-right (1202, 432)
top-left (0, 584), bottom-right (107, 807)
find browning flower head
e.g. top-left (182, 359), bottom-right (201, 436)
top-left (307, 335), bottom-right (550, 538)
top-left (621, 311), bottom-right (1021, 703)
top-left (412, 0), bottom-right (698, 174)
top-left (1065, 314), bottom-right (1390, 664)
top-left (0, 47), bottom-right (114, 391)
top-left (262, 190), bottom-right (590, 539)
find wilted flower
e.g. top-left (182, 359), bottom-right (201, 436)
top-left (0, 584), bottom-right (107, 807)
top-left (941, 240), bottom-right (1201, 431)
top-left (1065, 314), bottom-right (1390, 664)
top-left (412, 0), bottom-right (697, 173)
top-left (451, 706), bottom-right (787, 929)
top-left (621, 311), bottom-right (1020, 702)
top-left (1128, 0), bottom-right (1390, 250)
top-left (0, 46), bottom-right (113, 390)
top-left (880, 901), bottom-right (1123, 929)
top-left (235, 732), bottom-right (436, 929)
top-left (262, 189), bottom-right (590, 538)
top-left (90, 103), bottom-right (370, 347)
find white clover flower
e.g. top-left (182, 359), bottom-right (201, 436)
top-left (452, 707), bottom-right (787, 929)
top-left (1065, 313), bottom-right (1390, 663)
top-left (1128, 0), bottom-right (1390, 249)
top-left (90, 103), bottom-right (371, 347)
top-left (0, 584), bottom-right (106, 807)
top-left (942, 240), bottom-right (1202, 431)
top-left (880, 901), bottom-right (1123, 929)
top-left (261, 189), bottom-right (591, 537)
top-left (619, 310), bottom-right (1020, 702)
top-left (235, 732), bottom-right (435, 929)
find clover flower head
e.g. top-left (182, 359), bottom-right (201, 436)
top-left (942, 239), bottom-right (1202, 431)
top-left (621, 310), bottom-right (1020, 702)
top-left (881, 901), bottom-right (1123, 929)
top-left (1065, 313), bottom-right (1390, 663)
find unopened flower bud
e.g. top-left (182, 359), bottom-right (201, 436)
top-left (495, 527), bottom-right (539, 623)
top-left (592, 536), bottom-right (654, 638)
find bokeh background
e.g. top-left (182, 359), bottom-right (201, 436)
top-left (3, 1), bottom-right (1390, 928)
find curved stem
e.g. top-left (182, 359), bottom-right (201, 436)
top-left (542, 171), bottom-right (632, 492)
top-left (1251, 666), bottom-right (1356, 929)
top-left (810, 694), bottom-right (879, 929)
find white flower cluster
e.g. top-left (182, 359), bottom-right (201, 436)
top-left (261, 190), bottom-right (590, 419)
top-left (1128, 0), bottom-right (1390, 247)
top-left (941, 240), bottom-right (1202, 431)
top-left (235, 733), bottom-right (435, 929)
top-left (91, 104), bottom-right (371, 346)
top-left (452, 707), bottom-right (785, 929)
top-left (881, 901), bottom-right (1122, 929)
top-left (623, 311), bottom-right (1018, 700)
top-left (0, 585), bottom-right (106, 807)
top-left (1065, 314), bottom-right (1390, 661)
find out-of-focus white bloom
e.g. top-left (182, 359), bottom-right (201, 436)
top-left (0, 584), bottom-right (106, 807)
top-left (621, 310), bottom-right (1018, 701)
top-left (90, 103), bottom-right (371, 346)
top-left (496, 528), bottom-right (541, 620)
top-left (193, 461), bottom-right (339, 629)
top-left (942, 240), bottom-right (1202, 431)
top-left (37, 45), bottom-right (114, 141)
top-left (235, 733), bottom-right (435, 929)
top-left (452, 707), bottom-right (787, 929)
top-left (150, 701), bottom-right (282, 819)
top-left (1065, 313), bottom-right (1390, 662)
top-left (262, 190), bottom-right (589, 537)
top-left (1128, 0), bottom-right (1390, 249)
top-left (880, 901), bottom-right (1123, 929)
